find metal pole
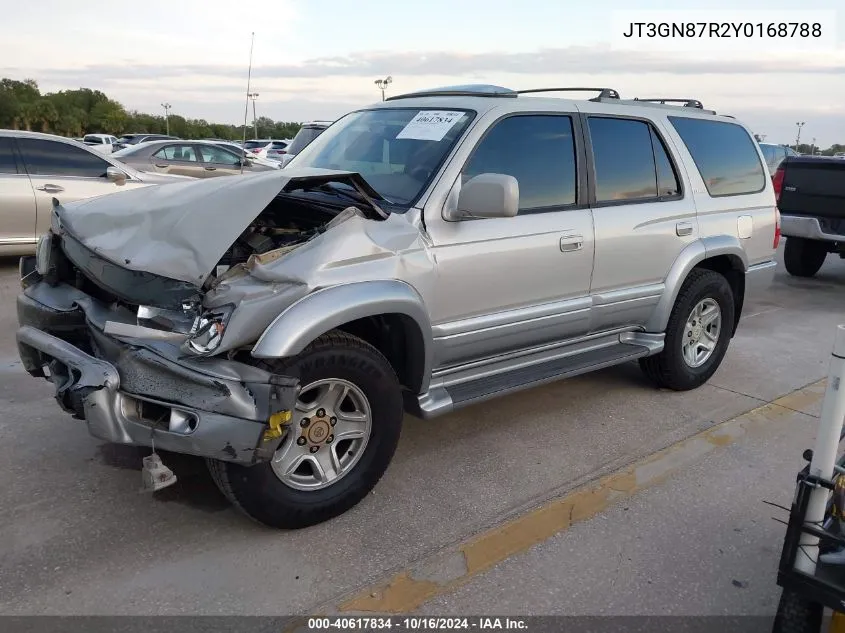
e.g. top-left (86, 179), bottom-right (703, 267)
top-left (241, 32), bottom-right (255, 175)
top-left (252, 100), bottom-right (257, 138)
top-left (795, 121), bottom-right (805, 149)
top-left (161, 103), bottom-right (171, 136)
top-left (795, 324), bottom-right (845, 574)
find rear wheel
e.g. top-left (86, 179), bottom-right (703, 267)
top-left (207, 331), bottom-right (404, 529)
top-left (784, 237), bottom-right (828, 278)
top-left (640, 269), bottom-right (735, 391)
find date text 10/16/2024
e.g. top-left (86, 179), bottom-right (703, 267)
top-left (306, 617), bottom-right (528, 630)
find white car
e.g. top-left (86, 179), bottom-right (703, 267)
top-left (250, 140), bottom-right (290, 162)
top-left (82, 134), bottom-right (119, 155)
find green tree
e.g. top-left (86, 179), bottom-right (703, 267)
top-left (0, 75), bottom-right (311, 140)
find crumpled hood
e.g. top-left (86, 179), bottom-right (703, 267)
top-left (54, 167), bottom-right (385, 286)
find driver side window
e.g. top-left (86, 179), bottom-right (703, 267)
top-left (462, 115), bottom-right (577, 214)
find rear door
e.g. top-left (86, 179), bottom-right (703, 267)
top-left (581, 110), bottom-right (695, 332)
top-left (16, 137), bottom-right (125, 236)
top-left (150, 143), bottom-right (204, 177)
top-left (0, 137), bottom-right (37, 249)
top-left (197, 144), bottom-right (243, 176)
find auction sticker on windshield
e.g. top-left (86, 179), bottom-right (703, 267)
top-left (396, 111), bottom-right (465, 142)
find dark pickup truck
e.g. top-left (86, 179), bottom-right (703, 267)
top-left (776, 156), bottom-right (845, 277)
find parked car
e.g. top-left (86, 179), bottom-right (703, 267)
top-left (208, 140), bottom-right (281, 169)
top-left (0, 130), bottom-right (190, 256)
top-left (241, 139), bottom-right (270, 151)
top-left (759, 142), bottom-right (799, 175)
top-left (113, 133), bottom-right (179, 152)
top-left (279, 121), bottom-right (332, 167)
top-left (251, 140), bottom-right (291, 161)
top-left (15, 85), bottom-right (777, 529)
top-left (775, 155), bottom-right (845, 277)
top-left (111, 139), bottom-right (278, 178)
top-left (82, 133), bottom-right (119, 155)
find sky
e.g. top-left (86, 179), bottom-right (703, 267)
top-left (1, 0), bottom-right (843, 146)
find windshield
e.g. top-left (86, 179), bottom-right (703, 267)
top-left (288, 108), bottom-right (474, 207)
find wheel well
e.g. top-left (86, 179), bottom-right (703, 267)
top-left (334, 314), bottom-right (426, 394)
top-left (694, 255), bottom-right (745, 336)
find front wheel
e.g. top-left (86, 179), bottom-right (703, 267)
top-left (640, 269), bottom-right (735, 391)
top-left (208, 331), bottom-right (404, 529)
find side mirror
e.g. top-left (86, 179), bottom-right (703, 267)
top-left (106, 166), bottom-right (127, 185)
top-left (448, 173), bottom-right (519, 220)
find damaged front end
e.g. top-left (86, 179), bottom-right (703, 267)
top-left (16, 169), bottom-right (395, 465)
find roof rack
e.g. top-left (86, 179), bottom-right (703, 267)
top-left (515, 87), bottom-right (620, 101)
top-left (386, 84), bottom-right (517, 100)
top-left (633, 98), bottom-right (704, 109)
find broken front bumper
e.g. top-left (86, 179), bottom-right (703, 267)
top-left (16, 283), bottom-right (299, 466)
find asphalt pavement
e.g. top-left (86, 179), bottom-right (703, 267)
top-left (0, 246), bottom-right (843, 617)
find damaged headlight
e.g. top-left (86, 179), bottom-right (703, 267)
top-left (184, 305), bottom-right (235, 355)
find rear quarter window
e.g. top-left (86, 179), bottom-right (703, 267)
top-left (669, 117), bottom-right (766, 197)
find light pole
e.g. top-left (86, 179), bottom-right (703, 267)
top-left (795, 121), bottom-right (805, 149)
top-left (374, 76), bottom-right (393, 101)
top-left (161, 102), bottom-right (172, 136)
top-left (248, 92), bottom-right (259, 138)
top-left (811, 137), bottom-right (817, 155)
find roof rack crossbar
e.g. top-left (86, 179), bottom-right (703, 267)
top-left (633, 98), bottom-right (704, 109)
top-left (515, 87), bottom-right (620, 100)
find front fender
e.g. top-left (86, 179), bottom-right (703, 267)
top-left (645, 236), bottom-right (748, 333)
top-left (251, 279), bottom-right (433, 388)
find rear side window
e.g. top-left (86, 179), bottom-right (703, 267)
top-left (83, 136), bottom-right (103, 144)
top-left (669, 117), bottom-right (765, 196)
top-left (17, 138), bottom-right (109, 178)
top-left (588, 117), bottom-right (680, 202)
top-left (0, 138), bottom-right (19, 174)
top-left (462, 114), bottom-right (577, 213)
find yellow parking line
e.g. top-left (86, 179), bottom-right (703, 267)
top-left (281, 379), bottom-right (825, 630)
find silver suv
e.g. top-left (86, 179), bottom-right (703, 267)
top-left (16, 85), bottom-right (777, 529)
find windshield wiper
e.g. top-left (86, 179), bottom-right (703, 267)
top-left (315, 181), bottom-right (392, 220)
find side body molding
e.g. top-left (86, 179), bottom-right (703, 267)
top-left (645, 236), bottom-right (748, 333)
top-left (251, 280), bottom-right (434, 392)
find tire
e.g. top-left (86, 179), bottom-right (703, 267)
top-left (639, 269), bottom-right (735, 391)
top-left (771, 589), bottom-right (823, 633)
top-left (784, 237), bottom-right (827, 278)
top-left (207, 331), bottom-right (404, 529)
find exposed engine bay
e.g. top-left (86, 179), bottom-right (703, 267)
top-left (216, 192), bottom-right (343, 269)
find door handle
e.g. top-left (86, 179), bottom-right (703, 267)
top-left (154, 163), bottom-right (168, 168)
top-left (204, 166), bottom-right (217, 171)
top-left (560, 234), bottom-right (584, 252)
top-left (676, 221), bottom-right (694, 237)
top-left (35, 184), bottom-right (64, 193)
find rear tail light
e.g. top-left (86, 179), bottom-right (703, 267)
top-left (772, 164), bottom-right (784, 249)
top-left (772, 164), bottom-right (785, 203)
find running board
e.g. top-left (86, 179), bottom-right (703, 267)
top-left (407, 335), bottom-right (660, 419)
